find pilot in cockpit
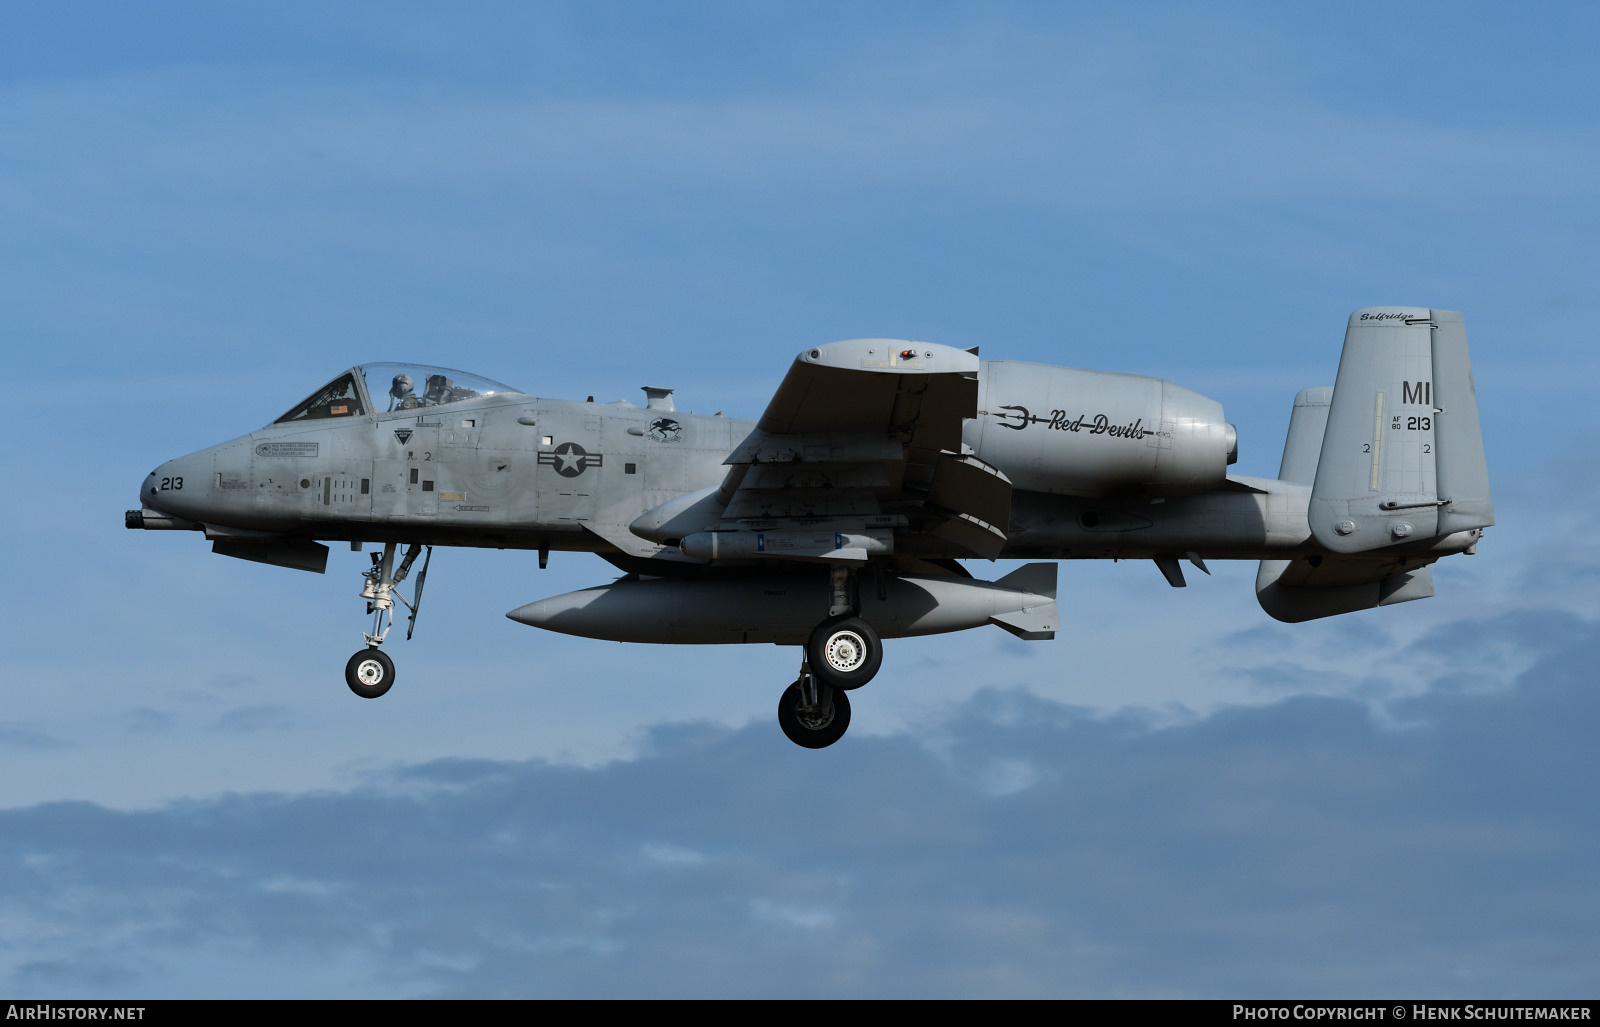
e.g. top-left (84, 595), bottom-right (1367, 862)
top-left (422, 373), bottom-right (480, 406)
top-left (389, 373), bottom-right (421, 411)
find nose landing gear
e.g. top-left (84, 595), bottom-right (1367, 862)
top-left (345, 541), bottom-right (431, 699)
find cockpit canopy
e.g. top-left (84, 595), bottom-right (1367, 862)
top-left (274, 363), bottom-right (523, 424)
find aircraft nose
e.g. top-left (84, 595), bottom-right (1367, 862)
top-left (142, 456), bottom-right (204, 516)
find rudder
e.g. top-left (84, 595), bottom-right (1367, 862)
top-left (1430, 311), bottom-right (1495, 535)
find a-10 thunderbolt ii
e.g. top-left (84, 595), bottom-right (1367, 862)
top-left (128, 307), bottom-right (1493, 748)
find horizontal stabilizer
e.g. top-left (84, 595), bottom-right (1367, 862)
top-left (1256, 558), bottom-right (1434, 623)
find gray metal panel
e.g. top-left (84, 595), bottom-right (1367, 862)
top-left (212, 538), bottom-right (329, 574)
top-left (1429, 310), bottom-right (1495, 534)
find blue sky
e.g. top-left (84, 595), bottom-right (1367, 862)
top-left (2, 1), bottom-right (1598, 997)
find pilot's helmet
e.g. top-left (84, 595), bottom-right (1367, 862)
top-left (390, 373), bottom-right (415, 398)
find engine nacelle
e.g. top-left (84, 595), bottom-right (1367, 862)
top-left (968, 360), bottom-right (1235, 499)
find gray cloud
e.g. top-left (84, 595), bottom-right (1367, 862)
top-left (0, 724), bottom-right (68, 750)
top-left (1, 610), bottom-right (1596, 998)
top-left (123, 708), bottom-right (173, 734)
top-left (210, 705), bottom-right (294, 734)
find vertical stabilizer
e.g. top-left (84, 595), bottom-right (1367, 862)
top-left (1311, 307), bottom-right (1449, 553)
top-left (1279, 386), bottom-right (1333, 485)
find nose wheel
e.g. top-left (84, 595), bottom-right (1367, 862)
top-left (347, 541), bottom-right (431, 698)
top-left (346, 648), bottom-right (395, 699)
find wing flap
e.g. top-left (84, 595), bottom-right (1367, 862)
top-left (927, 453), bottom-right (1013, 533)
top-left (928, 512), bottom-right (1008, 560)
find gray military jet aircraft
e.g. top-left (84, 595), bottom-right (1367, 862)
top-left (129, 308), bottom-right (1493, 748)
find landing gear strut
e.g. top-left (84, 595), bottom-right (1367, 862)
top-left (345, 541), bottom-right (431, 699)
top-left (777, 666), bottom-right (852, 749)
top-left (777, 566), bottom-right (881, 747)
top-left (806, 565), bottom-right (882, 690)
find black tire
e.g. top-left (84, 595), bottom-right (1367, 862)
top-left (805, 615), bottom-right (882, 691)
top-left (345, 648), bottom-right (395, 699)
top-left (777, 681), bottom-right (851, 749)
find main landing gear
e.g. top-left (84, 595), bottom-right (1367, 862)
top-left (345, 541), bottom-right (431, 699)
top-left (778, 668), bottom-right (851, 749)
top-left (806, 614), bottom-right (882, 691)
top-left (777, 566), bottom-right (882, 748)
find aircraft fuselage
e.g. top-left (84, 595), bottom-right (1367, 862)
top-left (139, 373), bottom-right (1473, 567)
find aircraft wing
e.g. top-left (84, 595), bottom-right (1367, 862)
top-left (707, 339), bottom-right (1012, 560)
